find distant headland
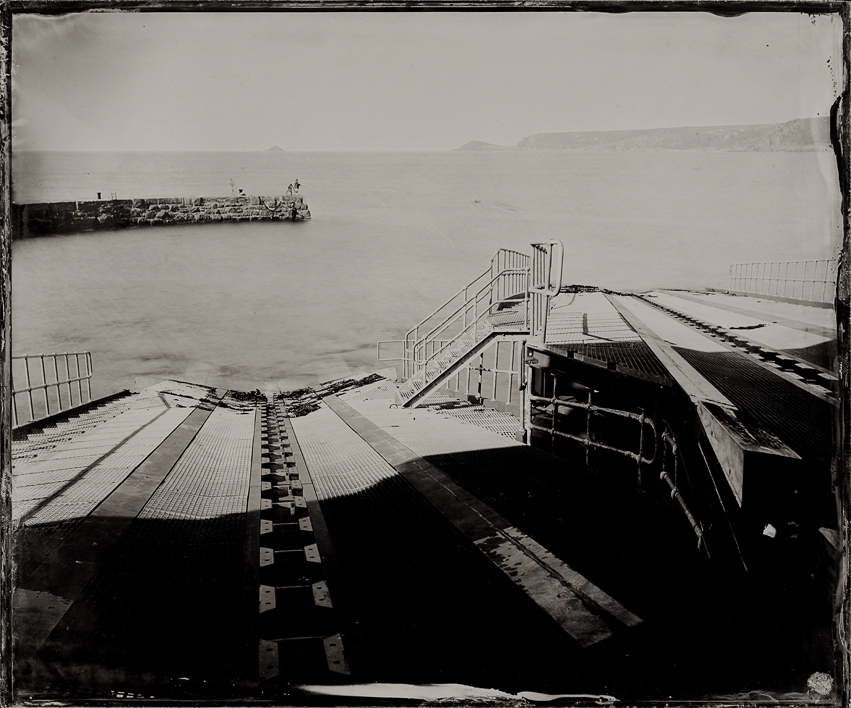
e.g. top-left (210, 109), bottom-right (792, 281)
top-left (265, 145), bottom-right (286, 153)
top-left (454, 117), bottom-right (831, 153)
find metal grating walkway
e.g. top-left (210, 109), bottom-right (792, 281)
top-left (291, 403), bottom-right (399, 499)
top-left (649, 291), bottom-right (834, 367)
top-left (341, 386), bottom-right (520, 458)
top-left (13, 405), bottom-right (177, 520)
top-left (674, 349), bottom-right (835, 474)
top-left (13, 394), bottom-right (137, 461)
top-left (547, 340), bottom-right (672, 380)
top-left (138, 403), bottom-right (254, 523)
top-left (17, 391), bottom-right (256, 696)
top-left (288, 394), bottom-right (632, 687)
top-left (546, 292), bottom-right (640, 344)
top-left (540, 293), bottom-right (672, 381)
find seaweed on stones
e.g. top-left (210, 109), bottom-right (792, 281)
top-left (227, 388), bottom-right (267, 403)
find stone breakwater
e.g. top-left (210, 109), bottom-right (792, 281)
top-left (13, 194), bottom-right (311, 238)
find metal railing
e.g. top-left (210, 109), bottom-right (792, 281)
top-left (377, 339), bottom-right (451, 369)
top-left (660, 430), bottom-right (708, 555)
top-left (378, 248), bottom-right (531, 381)
top-left (530, 241), bottom-right (564, 340)
top-left (445, 337), bottom-right (525, 408)
top-left (12, 352), bottom-right (93, 428)
top-left (526, 383), bottom-right (657, 481)
top-left (729, 259), bottom-right (837, 304)
top-left (403, 269), bottom-right (529, 396)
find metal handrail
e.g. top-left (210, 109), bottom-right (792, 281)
top-left (661, 430), bottom-right (709, 555)
top-left (447, 337), bottom-right (525, 407)
top-left (402, 266), bottom-right (491, 379)
top-left (376, 340), bottom-right (406, 362)
top-left (378, 339), bottom-right (451, 363)
top-left (530, 240), bottom-right (565, 341)
top-left (526, 387), bottom-right (657, 487)
top-left (729, 258), bottom-right (837, 304)
top-left (12, 351), bottom-right (93, 428)
top-left (407, 292), bottom-right (519, 392)
top-left (406, 246), bottom-right (525, 342)
top-left (412, 268), bottom-right (529, 360)
top-left (400, 248), bottom-right (532, 379)
top-left (529, 240), bottom-right (564, 295)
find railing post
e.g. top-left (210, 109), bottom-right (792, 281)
top-left (491, 343), bottom-right (498, 402)
top-left (549, 374), bottom-right (557, 454)
top-left (74, 354), bottom-right (82, 403)
top-left (86, 352), bottom-right (93, 402)
top-left (64, 354), bottom-right (73, 406)
top-left (507, 339), bottom-right (517, 406)
top-left (23, 356), bottom-right (34, 423)
top-left (585, 389), bottom-right (593, 469)
top-left (40, 354), bottom-right (49, 416)
top-left (53, 354), bottom-right (62, 410)
top-left (639, 416), bottom-right (645, 482)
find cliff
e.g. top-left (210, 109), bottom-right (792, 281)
top-left (13, 194), bottom-right (311, 238)
top-left (456, 117), bottom-right (831, 152)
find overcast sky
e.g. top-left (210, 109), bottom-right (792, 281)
top-left (12, 10), bottom-right (842, 152)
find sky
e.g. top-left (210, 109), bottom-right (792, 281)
top-left (11, 10), bottom-right (843, 152)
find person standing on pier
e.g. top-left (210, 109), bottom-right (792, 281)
top-left (294, 179), bottom-right (300, 193)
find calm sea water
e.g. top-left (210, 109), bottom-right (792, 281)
top-left (11, 150), bottom-right (841, 396)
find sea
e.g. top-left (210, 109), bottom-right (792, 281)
top-left (11, 150), bottom-right (842, 398)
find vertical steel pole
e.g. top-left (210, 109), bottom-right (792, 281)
top-left (463, 286), bottom-right (468, 333)
top-left (795, 261), bottom-right (802, 300)
top-left (550, 374), bottom-right (557, 454)
top-left (585, 389), bottom-right (593, 469)
top-left (53, 354), bottom-right (62, 411)
top-left (86, 352), bottom-right (93, 402)
top-left (64, 354), bottom-right (73, 406)
top-left (639, 417), bottom-right (646, 482)
top-left (491, 342), bottom-right (498, 402)
top-left (75, 354), bottom-right (83, 403)
top-left (40, 355), bottom-right (49, 416)
top-left (23, 356), bottom-right (34, 423)
top-left (508, 339), bottom-right (517, 405)
top-left (812, 261), bottom-right (817, 302)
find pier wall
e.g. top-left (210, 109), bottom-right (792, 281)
top-left (13, 194), bottom-right (311, 238)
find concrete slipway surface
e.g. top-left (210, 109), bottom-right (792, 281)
top-left (10, 291), bottom-right (838, 704)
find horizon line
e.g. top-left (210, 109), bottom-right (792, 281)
top-left (14, 115), bottom-right (829, 154)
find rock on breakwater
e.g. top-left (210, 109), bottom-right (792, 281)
top-left (13, 194), bottom-right (311, 238)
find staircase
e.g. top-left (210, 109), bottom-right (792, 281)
top-left (382, 242), bottom-right (564, 408)
top-left (396, 303), bottom-right (527, 407)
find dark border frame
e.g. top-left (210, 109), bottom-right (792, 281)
top-left (0, 2), bottom-right (847, 705)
